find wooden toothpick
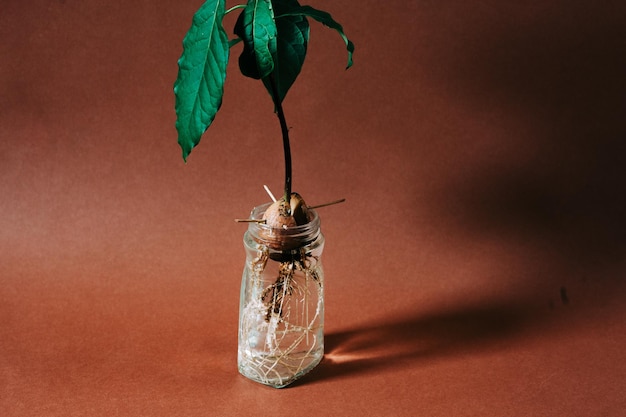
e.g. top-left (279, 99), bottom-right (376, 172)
top-left (236, 196), bottom-right (345, 223)
top-left (264, 185), bottom-right (277, 202)
top-left (309, 198), bottom-right (346, 209)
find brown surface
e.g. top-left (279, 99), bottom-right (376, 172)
top-left (1, 0), bottom-right (625, 415)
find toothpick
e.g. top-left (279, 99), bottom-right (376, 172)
top-left (236, 197), bottom-right (345, 223)
top-left (309, 198), bottom-right (346, 209)
top-left (263, 185), bottom-right (277, 202)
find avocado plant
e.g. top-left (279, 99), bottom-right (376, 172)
top-left (174, 0), bottom-right (354, 226)
top-left (174, 0), bottom-right (354, 387)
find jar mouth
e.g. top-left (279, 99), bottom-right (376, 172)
top-left (247, 202), bottom-right (321, 251)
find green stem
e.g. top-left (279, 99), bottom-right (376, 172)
top-left (267, 74), bottom-right (292, 208)
top-left (225, 4), bottom-right (246, 14)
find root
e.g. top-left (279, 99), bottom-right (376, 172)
top-left (239, 247), bottom-right (323, 387)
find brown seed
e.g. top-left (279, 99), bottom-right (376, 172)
top-left (262, 193), bottom-right (310, 228)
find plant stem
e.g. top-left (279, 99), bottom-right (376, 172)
top-left (267, 74), bottom-right (292, 207)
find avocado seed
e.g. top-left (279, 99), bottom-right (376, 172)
top-left (262, 193), bottom-right (310, 228)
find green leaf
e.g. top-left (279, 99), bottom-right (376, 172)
top-left (277, 4), bottom-right (354, 69)
top-left (174, 0), bottom-right (230, 161)
top-left (261, 0), bottom-right (310, 103)
top-left (233, 0), bottom-right (278, 80)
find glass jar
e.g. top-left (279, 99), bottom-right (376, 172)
top-left (238, 202), bottom-right (325, 388)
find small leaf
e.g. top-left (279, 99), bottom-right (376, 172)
top-left (234, 0), bottom-right (278, 80)
top-left (174, 0), bottom-right (230, 161)
top-left (261, 0), bottom-right (310, 103)
top-left (277, 4), bottom-right (354, 69)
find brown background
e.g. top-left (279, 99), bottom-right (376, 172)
top-left (2, 0), bottom-right (625, 415)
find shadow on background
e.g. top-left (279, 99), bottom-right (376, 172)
top-left (427, 5), bottom-right (626, 284)
top-left (293, 299), bottom-right (552, 386)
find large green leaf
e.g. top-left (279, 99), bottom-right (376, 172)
top-left (276, 4), bottom-right (354, 69)
top-left (174, 0), bottom-right (229, 161)
top-left (233, 0), bottom-right (277, 80)
top-left (261, 0), bottom-right (310, 103)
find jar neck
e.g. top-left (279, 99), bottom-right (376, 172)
top-left (247, 202), bottom-right (321, 251)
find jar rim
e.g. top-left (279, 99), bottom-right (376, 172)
top-left (247, 202), bottom-right (321, 250)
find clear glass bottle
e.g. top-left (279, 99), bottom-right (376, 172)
top-left (238, 203), bottom-right (325, 388)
